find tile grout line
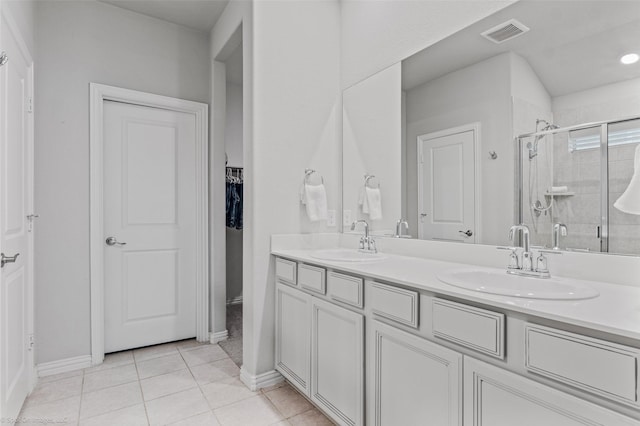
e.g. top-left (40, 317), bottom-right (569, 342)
top-left (132, 352), bottom-right (152, 426)
top-left (27, 342), bottom-right (247, 426)
top-left (261, 389), bottom-right (290, 425)
top-left (183, 343), bottom-right (260, 423)
top-left (75, 370), bottom-right (85, 425)
top-left (175, 343), bottom-right (216, 423)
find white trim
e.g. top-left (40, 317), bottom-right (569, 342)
top-left (417, 122), bottom-right (481, 243)
top-left (89, 83), bottom-right (209, 366)
top-left (37, 356), bottom-right (92, 378)
top-left (227, 296), bottom-right (243, 305)
top-left (210, 330), bottom-right (229, 344)
top-left (239, 368), bottom-right (284, 391)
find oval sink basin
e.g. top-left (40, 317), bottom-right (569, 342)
top-left (437, 268), bottom-right (599, 300)
top-left (310, 248), bottom-right (387, 263)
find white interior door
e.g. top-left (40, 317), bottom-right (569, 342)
top-left (0, 11), bottom-right (35, 421)
top-left (418, 128), bottom-right (476, 242)
top-left (103, 101), bottom-right (197, 353)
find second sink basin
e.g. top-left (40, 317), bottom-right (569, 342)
top-left (437, 268), bottom-right (599, 300)
top-left (310, 248), bottom-right (387, 263)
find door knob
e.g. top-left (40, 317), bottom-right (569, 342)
top-left (459, 229), bottom-right (473, 237)
top-left (1, 253), bottom-right (19, 268)
top-left (105, 237), bottom-right (127, 246)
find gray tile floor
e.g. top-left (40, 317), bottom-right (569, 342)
top-left (18, 339), bottom-right (333, 425)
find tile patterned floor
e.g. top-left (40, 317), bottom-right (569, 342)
top-left (18, 340), bottom-right (334, 426)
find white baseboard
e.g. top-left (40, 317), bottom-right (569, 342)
top-left (210, 330), bottom-right (229, 344)
top-left (37, 355), bottom-right (92, 377)
top-left (240, 367), bottom-right (283, 391)
top-left (227, 296), bottom-right (243, 305)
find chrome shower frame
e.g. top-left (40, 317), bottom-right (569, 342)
top-left (515, 114), bottom-right (640, 253)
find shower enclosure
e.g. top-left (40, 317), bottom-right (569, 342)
top-left (517, 116), bottom-right (640, 256)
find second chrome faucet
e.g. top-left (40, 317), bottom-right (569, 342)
top-left (499, 224), bottom-right (561, 278)
top-left (351, 220), bottom-right (377, 253)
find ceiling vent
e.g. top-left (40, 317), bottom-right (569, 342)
top-left (481, 19), bottom-right (530, 44)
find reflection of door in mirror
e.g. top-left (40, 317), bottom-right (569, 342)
top-left (417, 125), bottom-right (477, 243)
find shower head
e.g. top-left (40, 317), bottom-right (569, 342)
top-left (536, 118), bottom-right (559, 131)
top-left (528, 119), bottom-right (559, 160)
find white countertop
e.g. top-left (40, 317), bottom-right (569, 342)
top-left (271, 247), bottom-right (640, 342)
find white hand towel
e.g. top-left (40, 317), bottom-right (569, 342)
top-left (358, 186), bottom-right (370, 214)
top-left (303, 183), bottom-right (328, 222)
top-left (365, 187), bottom-right (382, 220)
top-left (614, 144), bottom-right (640, 215)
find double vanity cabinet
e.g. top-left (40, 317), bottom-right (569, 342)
top-left (273, 254), bottom-right (640, 425)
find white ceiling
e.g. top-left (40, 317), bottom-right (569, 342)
top-left (403, 1), bottom-right (640, 97)
top-left (98, 0), bottom-right (229, 32)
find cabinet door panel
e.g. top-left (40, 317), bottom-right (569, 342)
top-left (370, 320), bottom-right (462, 426)
top-left (275, 282), bottom-right (311, 396)
top-left (311, 298), bottom-right (364, 426)
top-left (464, 357), bottom-right (640, 426)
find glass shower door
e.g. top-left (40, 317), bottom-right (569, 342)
top-left (608, 118), bottom-right (640, 255)
top-left (552, 126), bottom-right (603, 252)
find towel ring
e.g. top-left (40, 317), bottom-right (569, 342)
top-left (364, 174), bottom-right (380, 189)
top-left (304, 169), bottom-right (324, 185)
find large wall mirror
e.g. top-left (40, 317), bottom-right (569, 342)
top-left (342, 0), bottom-right (640, 255)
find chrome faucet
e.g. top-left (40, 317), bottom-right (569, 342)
top-left (552, 223), bottom-right (568, 250)
top-left (499, 223), bottom-right (561, 278)
top-left (509, 224), bottom-right (532, 270)
top-left (394, 219), bottom-right (410, 238)
top-left (351, 220), bottom-right (377, 253)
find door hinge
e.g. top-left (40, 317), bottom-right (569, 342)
top-left (28, 334), bottom-right (35, 351)
top-left (27, 97), bottom-right (33, 113)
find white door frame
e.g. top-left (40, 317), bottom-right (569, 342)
top-left (417, 122), bottom-right (481, 242)
top-left (89, 83), bottom-right (209, 365)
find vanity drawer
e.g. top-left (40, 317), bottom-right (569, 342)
top-left (370, 282), bottom-right (419, 328)
top-left (327, 272), bottom-right (363, 308)
top-left (275, 257), bottom-right (297, 285)
top-left (432, 298), bottom-right (505, 359)
top-left (525, 324), bottom-right (639, 406)
top-left (298, 263), bottom-right (326, 295)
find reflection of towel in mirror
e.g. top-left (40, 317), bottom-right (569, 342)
top-left (358, 187), bottom-right (369, 214)
top-left (365, 187), bottom-right (382, 220)
top-left (301, 183), bottom-right (328, 222)
top-left (614, 144), bottom-right (640, 215)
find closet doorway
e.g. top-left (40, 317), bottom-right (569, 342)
top-left (213, 26), bottom-right (244, 368)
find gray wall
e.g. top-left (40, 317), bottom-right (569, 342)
top-left (34, 0), bottom-right (210, 363)
top-left (4, 0), bottom-right (36, 54)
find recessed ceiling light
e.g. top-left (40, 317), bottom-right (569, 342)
top-left (620, 53), bottom-right (639, 65)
